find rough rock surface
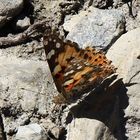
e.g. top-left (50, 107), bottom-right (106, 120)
top-left (63, 7), bottom-right (125, 49)
top-left (0, 52), bottom-right (57, 139)
top-left (114, 0), bottom-right (140, 31)
top-left (39, 0), bottom-right (81, 25)
top-left (106, 28), bottom-right (140, 139)
top-left (0, 0), bottom-right (24, 28)
top-left (15, 123), bottom-right (47, 140)
top-left (66, 118), bottom-right (116, 140)
top-left (84, 0), bottom-right (111, 8)
top-left (107, 28), bottom-right (140, 84)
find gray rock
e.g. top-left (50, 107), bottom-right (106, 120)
top-left (2, 113), bottom-right (32, 135)
top-left (41, 0), bottom-right (81, 26)
top-left (16, 16), bottom-right (31, 30)
top-left (63, 7), bottom-right (125, 49)
top-left (0, 53), bottom-right (57, 137)
top-left (15, 123), bottom-right (47, 140)
top-left (40, 119), bottom-right (60, 139)
top-left (66, 118), bottom-right (116, 140)
top-left (106, 28), bottom-right (140, 139)
top-left (84, 0), bottom-right (111, 8)
top-left (117, 3), bottom-right (140, 31)
top-left (106, 28), bottom-right (140, 85)
top-left (0, 0), bottom-right (24, 28)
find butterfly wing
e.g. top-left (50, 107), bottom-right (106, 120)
top-left (62, 47), bottom-right (116, 100)
top-left (43, 28), bottom-right (80, 93)
top-left (43, 28), bottom-right (116, 103)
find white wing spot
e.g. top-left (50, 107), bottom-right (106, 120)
top-left (63, 79), bottom-right (74, 86)
top-left (46, 49), bottom-right (55, 59)
top-left (49, 38), bottom-right (52, 41)
top-left (64, 70), bottom-right (74, 76)
top-left (56, 42), bottom-right (61, 48)
top-left (84, 62), bottom-right (90, 65)
top-left (77, 65), bottom-right (82, 70)
top-left (53, 39), bottom-right (56, 42)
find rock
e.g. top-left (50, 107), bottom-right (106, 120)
top-left (66, 118), bottom-right (116, 140)
top-left (113, 0), bottom-right (123, 8)
top-left (84, 0), bottom-right (111, 9)
top-left (0, 53), bottom-right (57, 138)
top-left (106, 28), bottom-right (140, 84)
top-left (106, 28), bottom-right (140, 139)
top-left (0, 0), bottom-right (24, 28)
top-left (117, 3), bottom-right (140, 31)
top-left (15, 123), bottom-right (47, 140)
top-left (16, 16), bottom-right (31, 30)
top-left (41, 0), bottom-right (81, 26)
top-left (40, 119), bottom-right (60, 139)
top-left (63, 7), bottom-right (125, 49)
top-left (2, 113), bottom-right (32, 135)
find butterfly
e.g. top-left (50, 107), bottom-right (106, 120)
top-left (43, 28), bottom-right (116, 104)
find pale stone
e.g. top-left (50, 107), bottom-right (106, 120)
top-left (66, 118), bottom-right (116, 140)
top-left (0, 53), bottom-right (57, 137)
top-left (63, 7), bottom-right (125, 49)
top-left (106, 28), bottom-right (140, 139)
top-left (16, 123), bottom-right (47, 140)
top-left (16, 16), bottom-right (31, 30)
top-left (106, 28), bottom-right (140, 84)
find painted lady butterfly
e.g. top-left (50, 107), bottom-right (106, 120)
top-left (43, 28), bottom-right (116, 104)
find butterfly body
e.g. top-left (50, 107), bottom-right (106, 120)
top-left (43, 28), bottom-right (116, 104)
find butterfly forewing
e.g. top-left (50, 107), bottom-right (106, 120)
top-left (43, 29), bottom-right (80, 93)
top-left (43, 28), bottom-right (116, 103)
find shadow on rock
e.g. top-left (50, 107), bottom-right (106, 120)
top-left (65, 77), bottom-right (129, 140)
